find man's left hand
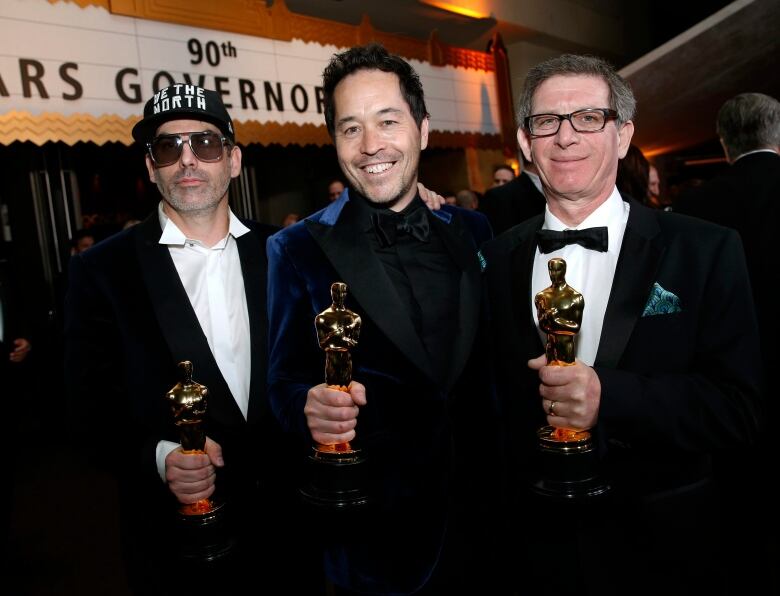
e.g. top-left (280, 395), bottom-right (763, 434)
top-left (528, 354), bottom-right (601, 429)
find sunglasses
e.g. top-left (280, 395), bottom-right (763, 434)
top-left (147, 131), bottom-right (229, 167)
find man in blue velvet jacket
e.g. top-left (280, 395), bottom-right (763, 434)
top-left (267, 44), bottom-right (502, 595)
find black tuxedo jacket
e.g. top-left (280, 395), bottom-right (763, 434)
top-left (267, 192), bottom-right (501, 594)
top-left (64, 213), bottom-right (305, 592)
top-left (479, 171), bottom-right (546, 235)
top-left (481, 197), bottom-right (763, 594)
top-left (676, 151), bottom-right (779, 367)
top-left (674, 151), bottom-right (779, 592)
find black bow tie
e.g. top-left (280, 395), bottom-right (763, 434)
top-left (536, 226), bottom-right (608, 254)
top-left (371, 208), bottom-right (430, 247)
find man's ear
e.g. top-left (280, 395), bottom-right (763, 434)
top-left (420, 117), bottom-right (430, 151)
top-left (719, 138), bottom-right (733, 164)
top-left (616, 120), bottom-right (635, 159)
top-left (145, 155), bottom-right (156, 183)
top-left (517, 127), bottom-right (533, 164)
top-left (229, 145), bottom-right (242, 179)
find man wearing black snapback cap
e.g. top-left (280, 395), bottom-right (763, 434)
top-left (65, 85), bottom-right (318, 594)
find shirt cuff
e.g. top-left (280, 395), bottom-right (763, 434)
top-left (155, 440), bottom-right (181, 483)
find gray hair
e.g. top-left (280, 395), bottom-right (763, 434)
top-left (517, 54), bottom-right (636, 128)
top-left (717, 93), bottom-right (780, 158)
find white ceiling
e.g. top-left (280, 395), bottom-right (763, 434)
top-left (284, 0), bottom-right (780, 156)
top-left (622, 0), bottom-right (780, 156)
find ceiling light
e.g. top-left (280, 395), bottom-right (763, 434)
top-left (420, 0), bottom-right (490, 20)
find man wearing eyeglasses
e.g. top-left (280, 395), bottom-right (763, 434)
top-left (64, 85), bottom-right (318, 594)
top-left (481, 55), bottom-right (763, 594)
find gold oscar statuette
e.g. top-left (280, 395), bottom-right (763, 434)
top-left (165, 361), bottom-right (234, 562)
top-left (532, 258), bottom-right (609, 499)
top-left (314, 281), bottom-right (362, 454)
top-left (300, 282), bottom-right (369, 508)
top-left (166, 361), bottom-right (216, 515)
top-left (534, 257), bottom-right (590, 443)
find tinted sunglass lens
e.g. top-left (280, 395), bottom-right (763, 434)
top-left (150, 132), bottom-right (225, 165)
top-left (190, 132), bottom-right (224, 161)
top-left (150, 136), bottom-right (182, 166)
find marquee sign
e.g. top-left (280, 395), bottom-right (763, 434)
top-left (0, 0), bottom-right (504, 147)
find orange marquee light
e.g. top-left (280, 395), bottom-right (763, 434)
top-left (420, 0), bottom-right (490, 20)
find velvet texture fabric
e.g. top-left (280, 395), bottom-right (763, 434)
top-left (267, 191), bottom-right (503, 594)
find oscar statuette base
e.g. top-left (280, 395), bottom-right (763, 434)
top-left (531, 426), bottom-right (610, 500)
top-left (174, 499), bottom-right (235, 563)
top-left (300, 445), bottom-right (370, 509)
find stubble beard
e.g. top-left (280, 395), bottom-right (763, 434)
top-left (156, 164), bottom-right (231, 216)
top-left (348, 159), bottom-right (418, 211)
top-left (357, 178), bottom-right (414, 210)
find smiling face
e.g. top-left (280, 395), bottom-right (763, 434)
top-left (145, 118), bottom-right (241, 215)
top-left (332, 69), bottom-right (429, 211)
top-left (518, 75), bottom-right (633, 218)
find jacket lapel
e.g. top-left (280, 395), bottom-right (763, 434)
top-left (510, 220), bottom-right (546, 359)
top-left (236, 228), bottom-right (268, 425)
top-left (134, 215), bottom-right (245, 426)
top-left (430, 211), bottom-right (481, 391)
top-left (595, 199), bottom-right (664, 368)
top-left (305, 198), bottom-right (436, 384)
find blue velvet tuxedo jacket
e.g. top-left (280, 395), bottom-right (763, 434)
top-left (481, 196), bottom-right (764, 593)
top-left (267, 191), bottom-right (499, 594)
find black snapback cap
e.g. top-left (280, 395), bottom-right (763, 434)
top-left (131, 84), bottom-right (235, 143)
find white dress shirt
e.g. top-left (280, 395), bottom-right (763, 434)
top-left (531, 187), bottom-right (629, 366)
top-left (155, 202), bottom-right (251, 480)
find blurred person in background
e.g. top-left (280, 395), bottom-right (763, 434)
top-left (616, 143), bottom-right (649, 203)
top-left (491, 163), bottom-right (515, 187)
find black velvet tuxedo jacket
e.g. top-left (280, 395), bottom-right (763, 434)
top-left (479, 171), bottom-right (546, 235)
top-left (64, 213), bottom-right (300, 591)
top-left (267, 192), bottom-right (499, 594)
top-left (481, 197), bottom-right (763, 593)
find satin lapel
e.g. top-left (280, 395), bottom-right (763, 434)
top-left (595, 201), bottom-right (664, 368)
top-left (134, 216), bottom-right (245, 426)
top-left (305, 201), bottom-right (436, 383)
top-left (430, 212), bottom-right (480, 391)
top-left (510, 224), bottom-right (546, 359)
top-left (236, 229), bottom-right (267, 425)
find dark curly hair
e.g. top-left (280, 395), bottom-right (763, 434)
top-left (322, 43), bottom-right (429, 137)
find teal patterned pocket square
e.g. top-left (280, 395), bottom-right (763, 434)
top-left (642, 282), bottom-right (682, 317)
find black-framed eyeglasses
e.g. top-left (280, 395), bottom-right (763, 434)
top-left (147, 131), bottom-right (229, 167)
top-left (524, 108), bottom-right (618, 137)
